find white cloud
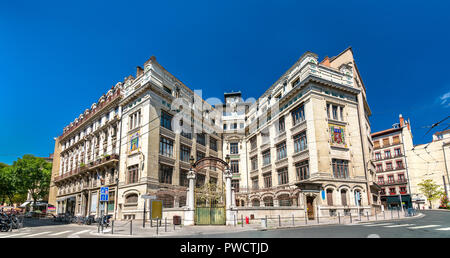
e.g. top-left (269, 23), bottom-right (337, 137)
top-left (440, 92), bottom-right (450, 107)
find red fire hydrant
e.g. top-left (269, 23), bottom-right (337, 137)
top-left (245, 216), bottom-right (249, 224)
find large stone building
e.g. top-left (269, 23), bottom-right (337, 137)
top-left (49, 47), bottom-right (380, 221)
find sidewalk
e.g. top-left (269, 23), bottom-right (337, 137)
top-left (90, 210), bottom-right (423, 238)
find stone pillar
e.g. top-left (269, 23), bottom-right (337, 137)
top-left (184, 168), bottom-right (196, 226)
top-left (231, 187), bottom-right (236, 207)
top-left (225, 168), bottom-right (237, 225)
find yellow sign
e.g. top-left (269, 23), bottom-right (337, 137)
top-left (151, 200), bottom-right (162, 219)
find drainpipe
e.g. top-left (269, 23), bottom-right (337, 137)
top-left (114, 106), bottom-right (123, 220)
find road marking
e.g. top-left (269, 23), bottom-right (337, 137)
top-left (435, 227), bottom-right (450, 231)
top-left (49, 230), bottom-right (73, 236)
top-left (67, 229), bottom-right (91, 238)
top-left (24, 231), bottom-right (52, 237)
top-left (384, 224), bottom-right (415, 228)
top-left (367, 234), bottom-right (380, 238)
top-left (0, 232), bottom-right (31, 238)
top-left (358, 223), bottom-right (374, 225)
top-left (407, 225), bottom-right (440, 229)
top-left (364, 223), bottom-right (393, 227)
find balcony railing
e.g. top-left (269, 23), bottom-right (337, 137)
top-left (55, 153), bottom-right (119, 182)
top-left (377, 179), bottom-right (408, 186)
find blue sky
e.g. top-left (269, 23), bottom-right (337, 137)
top-left (1, 0), bottom-right (449, 165)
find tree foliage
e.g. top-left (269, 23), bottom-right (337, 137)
top-left (0, 155), bottom-right (52, 207)
top-left (418, 179), bottom-right (445, 209)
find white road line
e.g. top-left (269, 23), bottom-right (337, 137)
top-left (48, 230), bottom-right (73, 236)
top-left (384, 224), bottom-right (415, 228)
top-left (0, 232), bottom-right (31, 238)
top-left (358, 223), bottom-right (374, 225)
top-left (407, 225), bottom-right (440, 229)
top-left (67, 229), bottom-right (91, 237)
top-left (24, 231), bottom-right (52, 237)
top-left (364, 223), bottom-right (393, 227)
top-left (435, 227), bottom-right (450, 231)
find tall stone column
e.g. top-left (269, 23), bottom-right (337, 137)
top-left (225, 168), bottom-right (237, 225)
top-left (184, 168), bottom-right (196, 226)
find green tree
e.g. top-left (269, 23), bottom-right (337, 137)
top-left (14, 155), bottom-right (52, 209)
top-left (418, 179), bottom-right (445, 209)
top-left (0, 165), bottom-right (17, 205)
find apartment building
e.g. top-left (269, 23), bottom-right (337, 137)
top-left (371, 115), bottom-right (413, 210)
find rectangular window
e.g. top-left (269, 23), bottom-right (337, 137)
top-left (180, 145), bottom-right (191, 163)
top-left (262, 149), bottom-right (271, 166)
top-left (210, 138), bottom-right (217, 151)
top-left (127, 165), bottom-right (139, 184)
top-left (387, 175), bottom-right (395, 184)
top-left (276, 142), bottom-right (287, 160)
top-left (375, 152), bottom-right (382, 160)
top-left (230, 160), bottom-right (239, 174)
top-left (196, 174), bottom-right (205, 187)
top-left (250, 136), bottom-right (257, 150)
top-left (385, 150), bottom-right (391, 159)
top-left (196, 151), bottom-right (205, 161)
top-left (295, 160), bottom-right (309, 181)
top-left (394, 148), bottom-right (402, 157)
top-left (196, 133), bottom-right (206, 146)
top-left (277, 167), bottom-right (289, 185)
top-left (396, 160), bottom-right (404, 169)
top-left (378, 176), bottom-right (385, 185)
top-left (399, 186), bottom-right (407, 194)
top-left (129, 110), bottom-right (141, 130)
top-left (294, 131), bottom-right (307, 152)
top-left (332, 105), bottom-right (338, 120)
top-left (292, 105), bottom-right (305, 125)
top-left (230, 142), bottom-right (239, 154)
top-left (251, 156), bottom-right (258, 171)
top-left (263, 173), bottom-right (272, 188)
top-left (332, 159), bottom-right (349, 179)
top-left (231, 180), bottom-right (240, 193)
top-left (251, 177), bottom-right (259, 190)
top-left (393, 136), bottom-right (400, 145)
top-left (278, 116), bottom-right (285, 132)
top-left (159, 164), bottom-right (173, 184)
top-left (398, 174), bottom-right (405, 183)
top-left (160, 111), bottom-right (173, 130)
top-left (386, 162), bottom-right (393, 171)
top-left (159, 137), bottom-right (173, 157)
top-left (179, 170), bottom-right (189, 187)
top-left (376, 164), bottom-right (383, 172)
top-left (389, 188), bottom-right (396, 195)
top-left (383, 138), bottom-right (390, 147)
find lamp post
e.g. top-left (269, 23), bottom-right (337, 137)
top-left (224, 154), bottom-right (236, 225)
top-left (184, 156), bottom-right (196, 226)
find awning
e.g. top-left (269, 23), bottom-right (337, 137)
top-left (19, 201), bottom-right (31, 208)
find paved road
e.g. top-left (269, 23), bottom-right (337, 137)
top-left (1, 210), bottom-right (448, 238)
top-left (177, 210), bottom-right (450, 238)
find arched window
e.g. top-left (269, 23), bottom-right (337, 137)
top-left (125, 193), bottom-right (138, 204)
top-left (278, 194), bottom-right (292, 206)
top-left (341, 189), bottom-right (347, 206)
top-left (326, 189), bottom-right (333, 206)
top-left (263, 196), bottom-right (274, 207)
top-left (355, 190), bottom-right (362, 206)
top-left (252, 199), bottom-right (260, 207)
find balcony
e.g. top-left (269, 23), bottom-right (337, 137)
top-left (377, 179), bottom-right (408, 186)
top-left (55, 154), bottom-right (119, 183)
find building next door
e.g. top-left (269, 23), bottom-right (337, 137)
top-left (306, 196), bottom-right (315, 220)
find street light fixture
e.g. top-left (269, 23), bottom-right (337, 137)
top-left (189, 155), bottom-right (195, 167)
top-left (225, 154), bottom-right (230, 165)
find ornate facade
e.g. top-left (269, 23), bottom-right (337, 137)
top-left (49, 47), bottom-right (380, 221)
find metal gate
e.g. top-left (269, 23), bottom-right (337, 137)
top-left (195, 182), bottom-right (226, 225)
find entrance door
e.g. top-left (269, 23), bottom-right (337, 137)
top-left (307, 196), bottom-right (315, 220)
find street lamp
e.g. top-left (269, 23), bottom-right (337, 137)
top-left (189, 155), bottom-right (195, 168)
top-left (225, 154), bottom-right (230, 165)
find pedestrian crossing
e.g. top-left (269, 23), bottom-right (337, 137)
top-left (358, 222), bottom-right (450, 231)
top-left (0, 229), bottom-right (93, 238)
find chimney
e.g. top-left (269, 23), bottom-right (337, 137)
top-left (136, 66), bottom-right (144, 77)
top-left (320, 56), bottom-right (331, 67)
top-left (399, 114), bottom-right (404, 127)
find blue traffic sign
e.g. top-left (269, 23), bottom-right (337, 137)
top-left (100, 187), bottom-right (109, 202)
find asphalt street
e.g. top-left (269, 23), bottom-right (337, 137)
top-left (1, 210), bottom-right (449, 238)
top-left (178, 210), bottom-right (450, 238)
